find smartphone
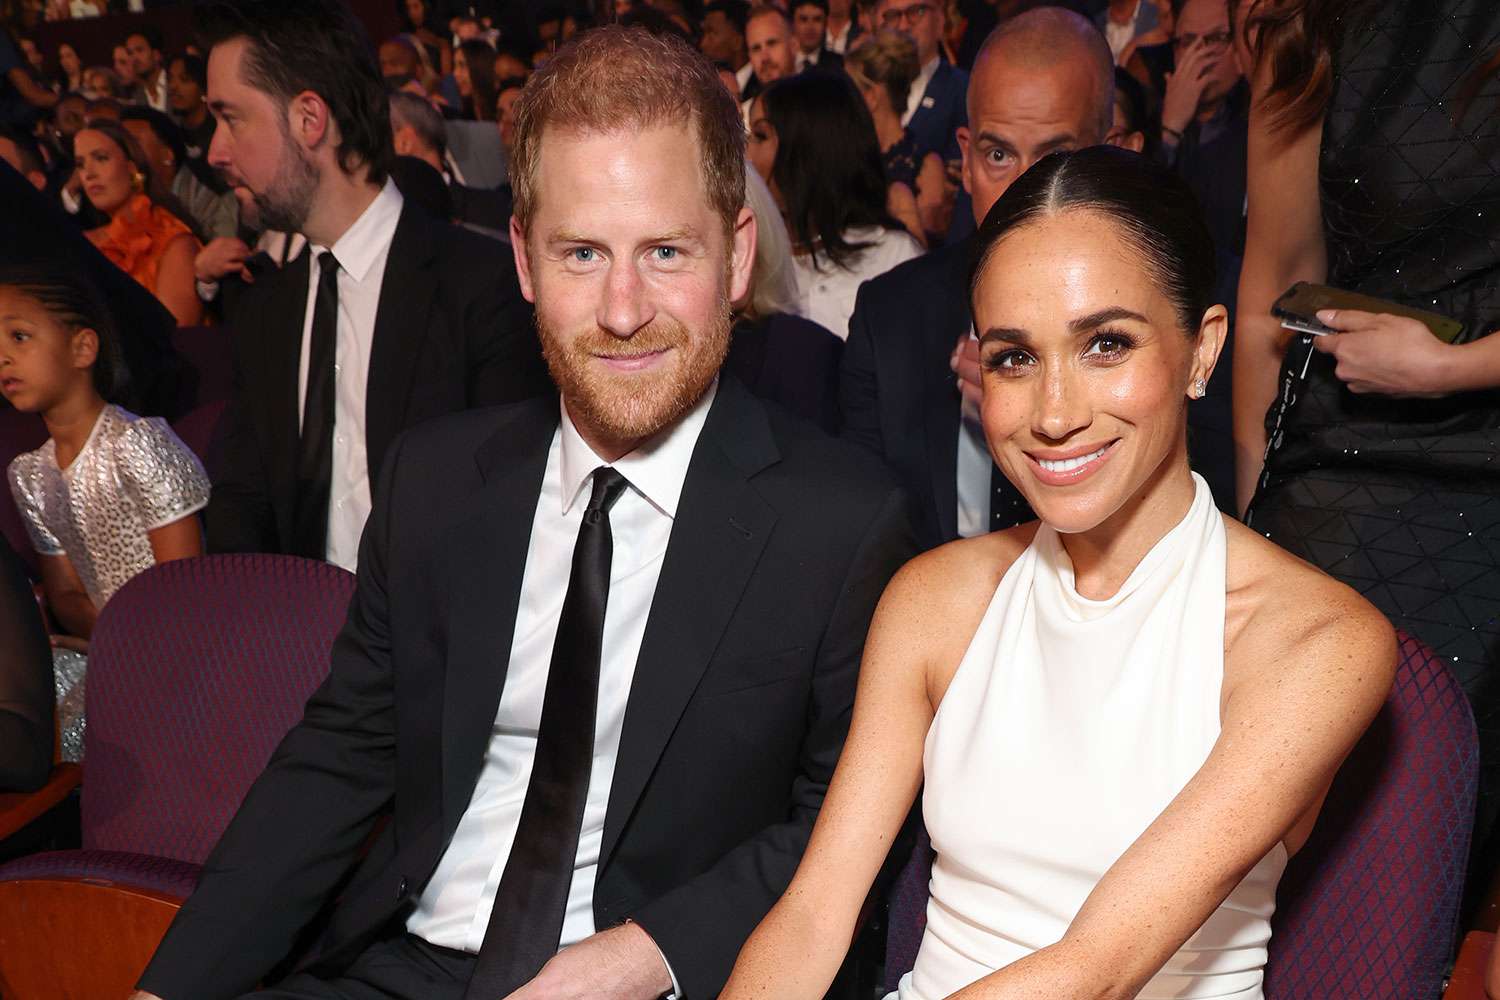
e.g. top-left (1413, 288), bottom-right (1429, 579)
top-left (1272, 282), bottom-right (1466, 343)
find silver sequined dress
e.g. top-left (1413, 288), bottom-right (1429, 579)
top-left (6, 405), bottom-right (210, 761)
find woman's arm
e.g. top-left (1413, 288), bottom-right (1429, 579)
top-left (6, 66), bottom-right (58, 111)
top-left (1232, 58), bottom-right (1326, 514)
top-left (888, 181), bottom-right (928, 249)
top-left (952, 585), bottom-right (1395, 1000)
top-left (914, 151), bottom-right (951, 242)
top-left (148, 514), bottom-right (204, 564)
top-left (720, 555), bottom-right (956, 997)
top-left (38, 553), bottom-right (98, 641)
top-left (155, 233), bottom-right (205, 327)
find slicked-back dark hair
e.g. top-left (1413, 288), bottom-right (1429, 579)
top-left (198, 0), bottom-right (393, 184)
top-left (0, 265), bottom-right (131, 404)
top-left (759, 71), bottom-right (903, 270)
top-left (971, 147), bottom-right (1217, 335)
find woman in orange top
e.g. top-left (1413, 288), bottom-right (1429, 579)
top-left (74, 120), bottom-right (202, 326)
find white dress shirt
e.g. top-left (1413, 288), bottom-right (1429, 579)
top-left (1104, 0), bottom-right (1144, 62)
top-left (735, 60), bottom-right (755, 95)
top-left (826, 20), bottom-right (854, 54)
top-left (406, 384), bottom-right (717, 989)
top-left (902, 55), bottom-right (940, 128)
top-left (955, 327), bottom-right (991, 538)
top-left (297, 180), bottom-right (403, 572)
top-left (141, 68), bottom-right (168, 111)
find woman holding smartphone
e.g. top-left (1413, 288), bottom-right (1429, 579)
top-left (1230, 0), bottom-right (1500, 901)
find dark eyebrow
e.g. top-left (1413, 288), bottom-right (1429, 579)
top-left (979, 326), bottom-right (1031, 346)
top-left (1068, 307), bottom-right (1149, 333)
top-left (973, 131), bottom-right (1016, 153)
top-left (1034, 133), bottom-right (1078, 153)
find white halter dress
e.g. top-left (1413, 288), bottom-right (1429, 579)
top-left (897, 474), bottom-right (1287, 1000)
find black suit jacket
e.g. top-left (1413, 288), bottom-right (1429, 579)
top-left (727, 311), bottom-right (844, 433)
top-left (140, 377), bottom-right (916, 1000)
top-left (842, 239), bottom-right (1007, 551)
top-left (204, 199), bottom-right (549, 556)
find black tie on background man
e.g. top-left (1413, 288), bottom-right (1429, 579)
top-left (841, 7), bottom-right (1117, 551)
top-left (199, 0), bottom-right (549, 571)
top-left (133, 22), bottom-right (913, 1000)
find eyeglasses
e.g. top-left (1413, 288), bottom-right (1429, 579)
top-left (879, 2), bottom-right (934, 28)
top-left (1172, 29), bottom-right (1233, 52)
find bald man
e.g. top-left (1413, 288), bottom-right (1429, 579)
top-left (839, 7), bottom-right (1117, 551)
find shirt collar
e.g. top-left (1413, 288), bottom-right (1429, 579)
top-left (310, 179), bottom-right (404, 284)
top-left (735, 61), bottom-right (754, 89)
top-left (557, 379), bottom-right (719, 520)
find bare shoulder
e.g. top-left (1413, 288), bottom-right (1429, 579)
top-left (1223, 516), bottom-right (1396, 709)
top-left (872, 522), bottom-right (1041, 702)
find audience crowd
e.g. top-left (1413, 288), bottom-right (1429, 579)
top-left (0, 0), bottom-right (1496, 996)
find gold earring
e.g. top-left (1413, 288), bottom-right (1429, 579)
top-left (132, 170), bottom-right (145, 190)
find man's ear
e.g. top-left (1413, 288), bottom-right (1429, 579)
top-left (728, 205), bottom-right (757, 306)
top-left (956, 124), bottom-right (973, 198)
top-left (510, 215), bottom-right (537, 303)
top-left (288, 89), bottom-right (332, 154)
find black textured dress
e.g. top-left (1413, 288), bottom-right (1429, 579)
top-left (1247, 1), bottom-right (1500, 886)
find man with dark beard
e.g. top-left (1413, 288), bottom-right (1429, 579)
top-left (132, 22), bottom-right (914, 1000)
top-left (197, 0), bottom-right (549, 570)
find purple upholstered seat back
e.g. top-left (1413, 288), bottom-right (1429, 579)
top-left (884, 631), bottom-right (1478, 996)
top-left (82, 554), bottom-right (356, 865)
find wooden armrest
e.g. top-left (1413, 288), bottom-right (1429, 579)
top-left (1446, 930), bottom-right (1496, 1000)
top-left (0, 875), bottom-right (183, 999)
top-left (0, 762), bottom-right (81, 843)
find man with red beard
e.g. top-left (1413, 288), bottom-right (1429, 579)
top-left (133, 20), bottom-right (914, 1000)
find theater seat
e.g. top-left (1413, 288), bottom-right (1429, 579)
top-left (884, 631), bottom-right (1479, 999)
top-left (0, 554), bottom-right (356, 1000)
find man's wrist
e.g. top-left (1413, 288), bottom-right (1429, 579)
top-left (621, 919), bottom-right (678, 998)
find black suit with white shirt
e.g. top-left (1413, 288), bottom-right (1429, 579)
top-left (139, 376), bottom-right (916, 999)
top-left (203, 190), bottom-right (549, 564)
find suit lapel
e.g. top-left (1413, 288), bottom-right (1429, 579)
top-left (366, 204), bottom-right (440, 477)
top-left (923, 241), bottom-right (973, 543)
top-left (439, 397), bottom-right (558, 837)
top-left (599, 379), bottom-right (779, 866)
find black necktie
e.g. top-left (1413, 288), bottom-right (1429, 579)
top-left (464, 467), bottom-right (631, 999)
top-left (292, 250), bottom-right (339, 560)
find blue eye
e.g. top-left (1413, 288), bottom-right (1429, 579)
top-left (571, 247), bottom-right (597, 263)
top-left (653, 246), bottom-right (678, 261)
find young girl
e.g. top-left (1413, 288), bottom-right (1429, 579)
top-left (1, 267), bottom-right (209, 758)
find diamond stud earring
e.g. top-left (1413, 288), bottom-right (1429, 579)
top-left (1192, 378), bottom-right (1207, 398)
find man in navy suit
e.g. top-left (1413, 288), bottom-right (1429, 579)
top-left (873, 0), bottom-right (967, 162)
top-left (840, 8), bottom-right (1116, 551)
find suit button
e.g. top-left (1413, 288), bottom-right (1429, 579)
top-left (397, 876), bottom-right (409, 899)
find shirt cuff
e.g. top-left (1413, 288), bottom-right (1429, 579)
top-left (654, 940), bottom-right (682, 1000)
top-left (196, 278), bottom-right (220, 302)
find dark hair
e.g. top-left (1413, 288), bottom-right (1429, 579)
top-left (198, 0), bottom-right (393, 184)
top-left (759, 71), bottom-right (903, 269)
top-left (618, 4), bottom-right (693, 40)
top-left (126, 25), bottom-right (165, 55)
top-left (703, 0), bottom-right (751, 37)
top-left (1231, 0), bottom-right (1497, 132)
top-left (1111, 65), bottom-right (1158, 158)
top-left (494, 39), bottom-right (535, 71)
top-left (792, 0), bottom-right (828, 13)
top-left (395, 0), bottom-right (435, 31)
top-left (0, 266), bottom-right (131, 404)
top-left (388, 89), bottom-right (446, 157)
top-left (168, 51), bottom-right (208, 91)
top-left (119, 106), bottom-right (188, 176)
top-left (971, 147), bottom-right (1217, 334)
top-left (458, 39), bottom-right (499, 121)
top-left (0, 124), bottom-right (44, 175)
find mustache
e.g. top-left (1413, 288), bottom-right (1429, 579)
top-left (548, 317), bottom-right (688, 357)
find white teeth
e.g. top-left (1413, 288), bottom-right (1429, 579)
top-left (1037, 445), bottom-right (1108, 474)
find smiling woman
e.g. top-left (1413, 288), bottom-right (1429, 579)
top-left (720, 147), bottom-right (1395, 1000)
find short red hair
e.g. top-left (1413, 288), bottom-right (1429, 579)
top-left (511, 25), bottom-right (747, 238)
